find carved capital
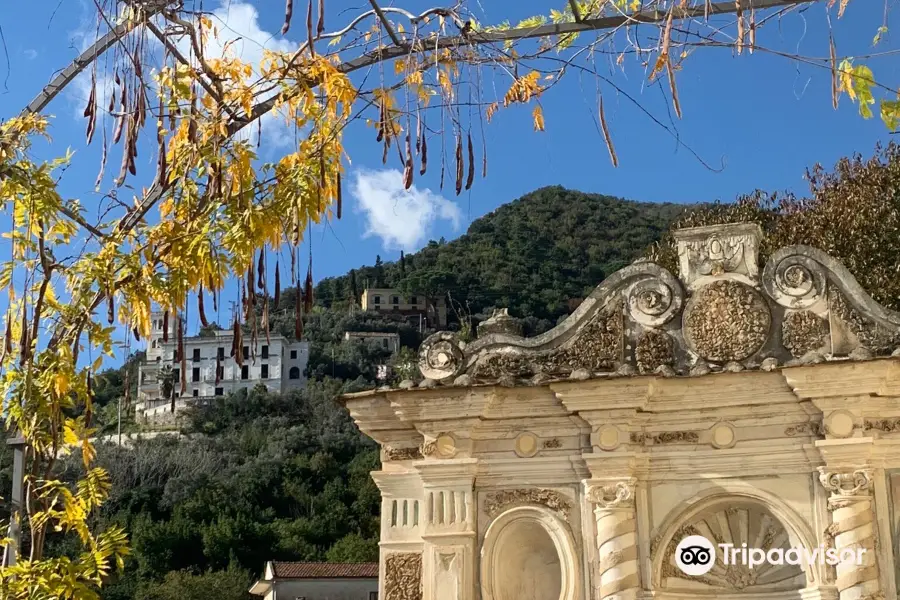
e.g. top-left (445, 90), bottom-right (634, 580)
top-left (585, 479), bottom-right (636, 509)
top-left (818, 468), bottom-right (875, 498)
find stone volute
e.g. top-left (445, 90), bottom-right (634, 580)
top-left (416, 221), bottom-right (900, 383)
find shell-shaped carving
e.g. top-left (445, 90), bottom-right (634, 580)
top-left (660, 504), bottom-right (805, 592)
top-left (418, 332), bottom-right (464, 381)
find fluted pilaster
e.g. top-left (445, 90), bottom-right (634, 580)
top-left (818, 468), bottom-right (881, 600)
top-left (585, 479), bottom-right (640, 600)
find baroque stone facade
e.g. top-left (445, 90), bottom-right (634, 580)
top-left (342, 223), bottom-right (900, 600)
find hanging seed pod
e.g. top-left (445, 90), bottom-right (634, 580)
top-left (176, 315), bottom-right (184, 363)
top-left (136, 88), bottom-right (147, 129)
top-left (304, 259), bottom-right (314, 313)
top-left (420, 132), bottom-right (428, 175)
top-left (282, 0), bottom-right (294, 34)
top-left (598, 93), bottom-right (619, 167)
top-left (336, 172), bottom-right (342, 219)
top-left (439, 153), bottom-right (445, 190)
top-left (230, 315), bottom-right (238, 358)
top-left (108, 87), bottom-right (116, 114)
top-left (3, 310), bottom-right (11, 356)
top-left (163, 311), bottom-right (170, 342)
top-left (376, 100), bottom-right (386, 143)
top-left (307, 0), bottom-right (315, 56)
top-left (465, 132), bottom-right (475, 190)
top-left (113, 81), bottom-right (126, 144)
top-left (830, 32), bottom-right (838, 110)
top-left (295, 285), bottom-right (303, 340)
top-left (382, 138), bottom-right (389, 165)
top-left (95, 129), bottom-right (109, 190)
top-left (415, 115), bottom-right (422, 154)
top-left (455, 134), bottom-right (464, 196)
top-left (133, 327), bottom-right (141, 342)
top-left (198, 285), bottom-right (210, 328)
top-left (274, 261), bottom-right (281, 307)
top-left (107, 286), bottom-right (114, 324)
top-left (84, 72), bottom-right (97, 145)
top-left (234, 315), bottom-right (244, 368)
top-left (257, 250), bottom-right (265, 291)
top-left (403, 133), bottom-right (414, 189)
top-left (215, 354), bottom-right (222, 385)
top-left (18, 307), bottom-right (28, 365)
top-left (748, 10), bottom-right (756, 54)
top-left (482, 146), bottom-right (488, 178)
top-left (317, 0), bottom-right (325, 35)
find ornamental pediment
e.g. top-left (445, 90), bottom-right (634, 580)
top-left (418, 222), bottom-right (900, 385)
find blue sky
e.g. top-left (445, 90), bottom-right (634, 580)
top-left (0, 0), bottom-right (896, 365)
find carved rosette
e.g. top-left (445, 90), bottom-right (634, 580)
top-left (635, 329), bottom-right (675, 374)
top-left (483, 488), bottom-right (571, 521)
top-left (817, 468), bottom-right (881, 600)
top-left (384, 553), bottom-right (423, 600)
top-left (782, 310), bottom-right (829, 357)
top-left (418, 332), bottom-right (465, 381)
top-left (586, 479), bottom-right (639, 600)
top-left (682, 280), bottom-right (771, 362)
top-left (626, 275), bottom-right (683, 328)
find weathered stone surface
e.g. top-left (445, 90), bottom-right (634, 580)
top-left (683, 280), bottom-right (771, 362)
top-left (636, 329), bottom-right (675, 374)
top-left (484, 488), bottom-right (572, 521)
top-left (384, 553), bottom-right (422, 600)
top-left (782, 311), bottom-right (828, 357)
top-left (477, 308), bottom-right (523, 337)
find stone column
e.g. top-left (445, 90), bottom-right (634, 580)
top-left (585, 478), bottom-right (640, 600)
top-left (818, 468), bottom-right (881, 600)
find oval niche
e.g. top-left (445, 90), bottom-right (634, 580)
top-left (480, 506), bottom-right (578, 600)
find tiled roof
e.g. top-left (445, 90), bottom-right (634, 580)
top-left (271, 562), bottom-right (378, 579)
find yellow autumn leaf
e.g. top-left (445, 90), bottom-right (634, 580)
top-left (533, 105), bottom-right (545, 131)
top-left (54, 372), bottom-right (70, 396)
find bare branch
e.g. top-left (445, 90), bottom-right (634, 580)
top-left (368, 0), bottom-right (406, 47)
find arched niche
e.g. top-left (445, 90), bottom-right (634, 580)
top-left (480, 506), bottom-right (579, 600)
top-left (651, 489), bottom-right (822, 597)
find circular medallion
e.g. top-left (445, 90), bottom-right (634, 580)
top-left (711, 423), bottom-right (736, 449)
top-left (514, 432), bottom-right (539, 458)
top-left (597, 426), bottom-right (621, 451)
top-left (682, 280), bottom-right (771, 362)
top-left (826, 410), bottom-right (855, 438)
top-left (435, 434), bottom-right (457, 458)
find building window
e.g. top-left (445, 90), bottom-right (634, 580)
top-left (214, 387), bottom-right (224, 396)
top-left (290, 350), bottom-right (297, 359)
top-left (261, 364), bottom-right (269, 379)
top-left (243, 346), bottom-right (249, 358)
top-left (151, 339), bottom-right (157, 349)
top-left (241, 365), bottom-right (249, 380)
top-left (217, 347), bottom-right (224, 360)
top-left (369, 592), bottom-right (378, 600)
top-left (192, 368), bottom-right (200, 382)
top-left (373, 295), bottom-right (381, 304)
top-left (410, 296), bottom-right (417, 304)
top-left (173, 368), bottom-right (180, 383)
top-left (289, 366), bottom-right (300, 379)
top-left (261, 345), bottom-right (269, 359)
top-left (382, 338), bottom-right (388, 348)
top-left (192, 389), bottom-right (199, 397)
top-left (392, 295), bottom-right (399, 304)
top-left (172, 350), bottom-right (177, 361)
top-left (192, 348), bottom-right (201, 362)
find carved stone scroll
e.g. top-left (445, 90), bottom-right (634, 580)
top-left (384, 553), bottom-right (423, 600)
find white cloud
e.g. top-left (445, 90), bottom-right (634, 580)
top-left (352, 168), bottom-right (462, 251)
top-left (23, 49), bottom-right (38, 60)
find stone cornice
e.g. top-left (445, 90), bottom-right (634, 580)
top-left (782, 359), bottom-right (900, 400)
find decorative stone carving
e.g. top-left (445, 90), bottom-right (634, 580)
top-left (477, 308), bottom-right (523, 337)
top-left (541, 438), bottom-right (562, 449)
top-left (818, 469), bottom-right (874, 498)
top-left (830, 286), bottom-right (900, 353)
top-left (514, 432), bottom-right (539, 458)
top-left (782, 310), bottom-right (829, 357)
top-left (384, 553), bottom-right (422, 600)
top-left (631, 431), bottom-right (699, 445)
top-left (784, 421), bottom-right (824, 437)
top-left (484, 488), bottom-right (571, 521)
top-left (585, 480), bottom-right (635, 509)
top-left (421, 441), bottom-right (437, 457)
top-left (627, 277), bottom-right (683, 327)
top-left (659, 504), bottom-right (804, 591)
top-left (635, 329), bottom-right (675, 374)
top-left (863, 418), bottom-right (900, 432)
top-left (762, 250), bottom-right (826, 310)
top-left (384, 446), bottom-right (423, 461)
top-left (682, 280), bottom-right (771, 362)
top-left (421, 434), bottom-right (456, 458)
top-left (674, 223), bottom-right (762, 285)
top-left (418, 332), bottom-right (465, 381)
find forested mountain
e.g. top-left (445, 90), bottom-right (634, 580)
top-left (315, 186), bottom-right (691, 332)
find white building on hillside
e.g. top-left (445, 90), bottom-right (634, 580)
top-left (136, 311), bottom-right (309, 420)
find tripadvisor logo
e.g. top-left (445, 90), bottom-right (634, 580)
top-left (674, 535), bottom-right (865, 576)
